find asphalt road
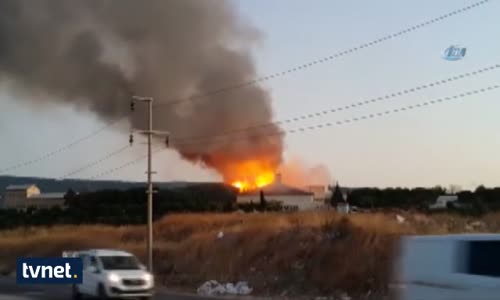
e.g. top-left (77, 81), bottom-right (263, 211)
top-left (0, 277), bottom-right (226, 300)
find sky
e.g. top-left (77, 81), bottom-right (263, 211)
top-left (1, 0), bottom-right (499, 189)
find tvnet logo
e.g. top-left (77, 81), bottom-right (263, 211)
top-left (16, 257), bottom-right (83, 284)
top-left (442, 45), bottom-right (467, 61)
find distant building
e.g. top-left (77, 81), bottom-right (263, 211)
top-left (336, 202), bottom-right (350, 214)
top-left (306, 185), bottom-right (330, 202)
top-left (429, 195), bottom-right (459, 210)
top-left (2, 184), bottom-right (65, 210)
top-left (237, 174), bottom-right (317, 211)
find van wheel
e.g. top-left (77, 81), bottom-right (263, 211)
top-left (97, 284), bottom-right (109, 300)
top-left (71, 284), bottom-right (82, 300)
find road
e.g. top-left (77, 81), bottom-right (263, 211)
top-left (0, 277), bottom-right (229, 300)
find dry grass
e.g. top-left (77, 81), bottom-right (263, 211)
top-left (0, 211), bottom-right (499, 296)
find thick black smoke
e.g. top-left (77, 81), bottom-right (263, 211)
top-left (0, 0), bottom-right (284, 180)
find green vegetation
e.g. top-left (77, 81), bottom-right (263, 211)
top-left (1, 184), bottom-right (500, 229)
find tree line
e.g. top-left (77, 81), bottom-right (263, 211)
top-left (0, 184), bottom-right (288, 229)
top-left (1, 184), bottom-right (500, 229)
top-left (0, 184), bottom-right (237, 229)
top-left (342, 185), bottom-right (500, 216)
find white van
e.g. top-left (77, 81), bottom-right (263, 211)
top-left (391, 234), bottom-right (500, 300)
top-left (67, 249), bottom-right (154, 300)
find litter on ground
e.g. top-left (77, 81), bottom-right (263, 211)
top-left (396, 215), bottom-right (405, 224)
top-left (197, 280), bottom-right (252, 296)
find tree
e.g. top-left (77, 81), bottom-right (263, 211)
top-left (447, 185), bottom-right (462, 195)
top-left (259, 190), bottom-right (267, 210)
top-left (64, 188), bottom-right (77, 205)
top-left (446, 201), bottom-right (455, 210)
top-left (471, 198), bottom-right (487, 216)
top-left (475, 185), bottom-right (487, 193)
top-left (330, 182), bottom-right (344, 207)
top-left (433, 185), bottom-right (446, 194)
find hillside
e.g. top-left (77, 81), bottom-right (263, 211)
top-left (0, 175), bottom-right (201, 195)
top-left (2, 212), bottom-right (499, 298)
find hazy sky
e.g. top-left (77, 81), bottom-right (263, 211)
top-left (1, 0), bottom-right (499, 189)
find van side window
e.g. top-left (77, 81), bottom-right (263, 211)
top-left (80, 255), bottom-right (90, 269)
top-left (464, 241), bottom-right (500, 277)
top-left (89, 256), bottom-right (99, 269)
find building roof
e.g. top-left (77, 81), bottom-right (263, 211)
top-left (31, 193), bottom-right (65, 200)
top-left (82, 249), bottom-right (135, 257)
top-left (436, 195), bottom-right (458, 201)
top-left (5, 184), bottom-right (38, 191)
top-left (240, 181), bottom-right (313, 196)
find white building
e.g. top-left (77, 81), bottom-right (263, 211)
top-left (429, 195), bottom-right (459, 210)
top-left (237, 175), bottom-right (317, 211)
top-left (3, 184), bottom-right (66, 210)
top-left (336, 202), bottom-right (350, 214)
top-left (306, 185), bottom-right (330, 203)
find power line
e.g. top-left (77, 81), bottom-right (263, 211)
top-left (1, 0), bottom-right (489, 173)
top-left (173, 84), bottom-right (500, 148)
top-left (88, 147), bottom-right (166, 180)
top-left (130, 95), bottom-right (169, 273)
top-left (172, 64), bottom-right (500, 144)
top-left (88, 84), bottom-right (499, 180)
top-left (91, 84), bottom-right (499, 179)
top-left (155, 0), bottom-right (491, 108)
top-left (57, 144), bottom-right (131, 180)
top-left (0, 117), bottom-right (127, 175)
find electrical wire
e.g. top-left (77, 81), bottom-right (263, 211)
top-left (88, 147), bottom-right (167, 180)
top-left (0, 118), bottom-right (126, 175)
top-left (155, 0), bottom-right (491, 108)
top-left (58, 144), bottom-right (131, 180)
top-left (2, 0), bottom-right (490, 174)
top-left (173, 84), bottom-right (500, 148)
top-left (89, 84), bottom-right (499, 180)
top-left (171, 64), bottom-right (500, 144)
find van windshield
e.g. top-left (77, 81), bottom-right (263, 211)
top-left (99, 255), bottom-right (141, 270)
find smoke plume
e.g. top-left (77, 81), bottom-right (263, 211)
top-left (280, 157), bottom-right (332, 188)
top-left (0, 0), bottom-right (284, 180)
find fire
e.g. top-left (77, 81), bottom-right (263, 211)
top-left (229, 160), bottom-right (275, 192)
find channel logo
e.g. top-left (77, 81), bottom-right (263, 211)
top-left (442, 45), bottom-right (467, 61)
top-left (16, 257), bottom-right (83, 284)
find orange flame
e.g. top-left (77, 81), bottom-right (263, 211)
top-left (229, 160), bottom-right (275, 192)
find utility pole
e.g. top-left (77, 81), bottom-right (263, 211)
top-left (130, 96), bottom-right (169, 273)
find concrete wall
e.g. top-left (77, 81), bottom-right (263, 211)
top-left (3, 191), bottom-right (27, 209)
top-left (25, 197), bottom-right (65, 209)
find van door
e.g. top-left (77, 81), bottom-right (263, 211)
top-left (79, 255), bottom-right (91, 294)
top-left (81, 255), bottom-right (101, 296)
